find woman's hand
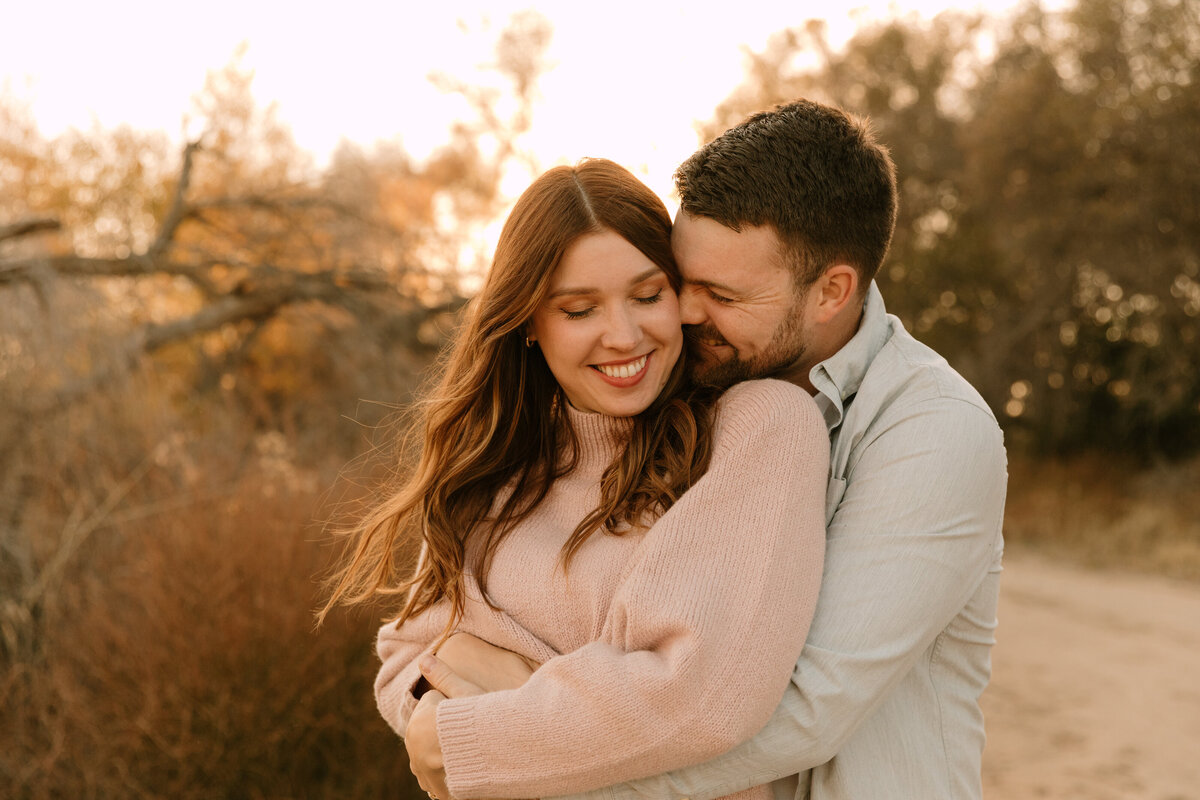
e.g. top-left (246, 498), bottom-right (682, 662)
top-left (407, 639), bottom-right (537, 800)
top-left (406, 688), bottom-right (452, 799)
top-left (430, 632), bottom-right (538, 695)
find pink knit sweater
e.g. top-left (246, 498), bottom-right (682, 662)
top-left (375, 379), bottom-right (828, 800)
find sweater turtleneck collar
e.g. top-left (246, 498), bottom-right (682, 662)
top-left (562, 403), bottom-right (634, 471)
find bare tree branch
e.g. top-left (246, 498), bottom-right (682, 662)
top-left (186, 194), bottom-right (409, 238)
top-left (22, 265), bottom-right (456, 415)
top-left (190, 195), bottom-right (353, 213)
top-left (20, 450), bottom-right (157, 609)
top-left (0, 254), bottom-right (217, 295)
top-left (0, 134), bottom-right (467, 419)
top-left (0, 218), bottom-right (61, 243)
top-left (0, 250), bottom-right (452, 296)
top-left (148, 140), bottom-right (201, 258)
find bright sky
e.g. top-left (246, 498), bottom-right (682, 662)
top-left (2, 0), bottom-right (1030, 208)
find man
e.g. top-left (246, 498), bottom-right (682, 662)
top-left (415, 99), bottom-right (1007, 800)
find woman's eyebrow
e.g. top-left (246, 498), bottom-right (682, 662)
top-left (627, 267), bottom-right (665, 286)
top-left (546, 267), bottom-right (663, 299)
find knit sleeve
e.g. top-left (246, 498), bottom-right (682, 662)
top-left (435, 379), bottom-right (829, 800)
top-left (374, 604), bottom-right (452, 737)
top-left (375, 585), bottom-right (565, 737)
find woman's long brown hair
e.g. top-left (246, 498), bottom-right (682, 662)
top-left (320, 159), bottom-right (718, 636)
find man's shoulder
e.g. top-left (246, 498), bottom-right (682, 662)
top-left (841, 315), bottom-right (1007, 507)
top-left (863, 315), bottom-right (996, 424)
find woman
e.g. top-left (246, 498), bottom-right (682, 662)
top-left (323, 159), bottom-right (828, 800)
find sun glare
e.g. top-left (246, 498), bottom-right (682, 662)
top-left (3, 1), bottom-right (1030, 192)
top-left (2, 0), bottom-right (1038, 266)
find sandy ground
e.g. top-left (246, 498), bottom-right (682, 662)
top-left (981, 553), bottom-right (1200, 800)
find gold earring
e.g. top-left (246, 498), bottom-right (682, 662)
top-left (525, 336), bottom-right (535, 348)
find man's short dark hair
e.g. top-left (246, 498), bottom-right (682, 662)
top-left (674, 99), bottom-right (899, 289)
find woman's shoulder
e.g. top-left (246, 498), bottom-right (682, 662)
top-left (713, 378), bottom-right (824, 439)
top-left (716, 378), bottom-right (820, 417)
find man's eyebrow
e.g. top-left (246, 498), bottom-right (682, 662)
top-left (546, 267), bottom-right (664, 299)
top-left (686, 277), bottom-right (740, 295)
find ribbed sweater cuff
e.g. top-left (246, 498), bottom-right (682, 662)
top-left (388, 661), bottom-right (423, 735)
top-left (437, 697), bottom-right (490, 798)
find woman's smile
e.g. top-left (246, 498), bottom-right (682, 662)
top-left (592, 352), bottom-right (651, 383)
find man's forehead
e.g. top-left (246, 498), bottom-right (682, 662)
top-left (673, 217), bottom-right (789, 284)
top-left (674, 213), bottom-right (783, 255)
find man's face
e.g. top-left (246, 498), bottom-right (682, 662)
top-left (672, 212), bottom-right (810, 388)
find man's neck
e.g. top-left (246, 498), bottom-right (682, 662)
top-left (777, 303), bottom-right (867, 394)
top-left (775, 359), bottom-right (818, 395)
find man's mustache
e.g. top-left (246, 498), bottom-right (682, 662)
top-left (684, 324), bottom-right (730, 349)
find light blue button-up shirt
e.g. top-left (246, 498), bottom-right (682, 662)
top-left (556, 282), bottom-right (1008, 800)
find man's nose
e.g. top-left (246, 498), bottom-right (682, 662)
top-left (678, 287), bottom-right (707, 326)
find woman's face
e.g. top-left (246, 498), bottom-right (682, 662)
top-left (528, 230), bottom-right (682, 417)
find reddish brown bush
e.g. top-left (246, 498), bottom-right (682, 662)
top-left (0, 473), bottom-right (424, 799)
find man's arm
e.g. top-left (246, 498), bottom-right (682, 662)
top-left (553, 397), bottom-right (1007, 800)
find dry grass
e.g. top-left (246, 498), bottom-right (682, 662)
top-left (1003, 453), bottom-right (1200, 582)
top-left (0, 473), bottom-right (423, 799)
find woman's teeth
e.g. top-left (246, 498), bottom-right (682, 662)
top-left (596, 355), bottom-right (647, 379)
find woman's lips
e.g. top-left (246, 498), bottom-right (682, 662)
top-left (592, 353), bottom-right (651, 386)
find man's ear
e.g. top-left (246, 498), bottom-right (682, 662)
top-left (811, 265), bottom-right (859, 324)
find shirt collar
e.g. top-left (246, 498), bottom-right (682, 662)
top-left (809, 280), bottom-right (892, 432)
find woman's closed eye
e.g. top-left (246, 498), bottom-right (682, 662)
top-left (561, 289), bottom-right (662, 319)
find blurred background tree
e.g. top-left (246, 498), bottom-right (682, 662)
top-left (705, 0), bottom-right (1200, 456)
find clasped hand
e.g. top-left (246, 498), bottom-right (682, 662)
top-left (404, 633), bottom-right (538, 800)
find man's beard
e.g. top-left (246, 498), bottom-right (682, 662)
top-left (684, 311), bottom-right (807, 389)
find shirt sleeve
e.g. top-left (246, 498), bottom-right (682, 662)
top-left (435, 379), bottom-right (830, 800)
top-left (558, 395), bottom-right (1008, 800)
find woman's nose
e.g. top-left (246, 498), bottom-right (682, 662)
top-left (601, 308), bottom-right (641, 351)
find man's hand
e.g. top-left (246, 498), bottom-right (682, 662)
top-left (429, 632), bottom-right (537, 695)
top-left (406, 688), bottom-right (451, 799)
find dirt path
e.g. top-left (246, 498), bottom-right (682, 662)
top-left (981, 553), bottom-right (1200, 800)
